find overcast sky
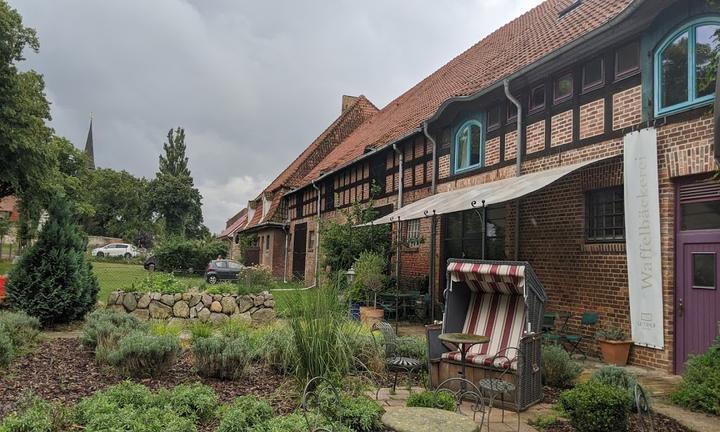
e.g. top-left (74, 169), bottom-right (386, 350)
top-left (12, 0), bottom-right (543, 233)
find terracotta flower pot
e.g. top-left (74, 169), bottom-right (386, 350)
top-left (359, 306), bottom-right (384, 327)
top-left (598, 339), bottom-right (632, 366)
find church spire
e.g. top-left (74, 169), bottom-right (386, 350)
top-left (84, 113), bottom-right (95, 170)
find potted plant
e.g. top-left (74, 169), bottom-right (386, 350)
top-left (353, 252), bottom-right (388, 326)
top-left (596, 327), bottom-right (633, 366)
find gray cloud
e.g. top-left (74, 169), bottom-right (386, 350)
top-left (12, 0), bottom-right (542, 232)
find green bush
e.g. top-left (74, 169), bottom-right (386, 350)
top-left (81, 308), bottom-right (147, 348)
top-left (542, 344), bottom-right (582, 388)
top-left (217, 396), bottom-right (273, 432)
top-left (155, 383), bottom-right (218, 423)
top-left (153, 237), bottom-right (227, 273)
top-left (671, 340), bottom-right (720, 415)
top-left (219, 319), bottom-right (251, 339)
top-left (108, 332), bottom-right (180, 378)
top-left (192, 335), bottom-right (251, 379)
top-left (74, 382), bottom-right (207, 431)
top-left (590, 366), bottom-right (638, 404)
top-left (353, 252), bottom-right (388, 307)
top-left (131, 272), bottom-right (186, 294)
top-left (238, 265), bottom-right (273, 288)
top-left (406, 390), bottom-right (455, 411)
top-left (149, 320), bottom-right (183, 337)
top-left (558, 382), bottom-right (632, 432)
top-left (6, 194), bottom-right (99, 325)
top-left (0, 331), bottom-right (13, 368)
top-left (188, 321), bottom-right (213, 341)
top-left (0, 394), bottom-right (71, 432)
top-left (528, 412), bottom-right (560, 430)
top-left (0, 311), bottom-right (40, 350)
top-left (252, 323), bottom-right (296, 373)
top-left (251, 413), bottom-right (327, 432)
top-left (335, 396), bottom-right (384, 432)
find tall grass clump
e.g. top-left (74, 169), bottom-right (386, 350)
top-left (286, 286), bottom-right (355, 381)
top-left (192, 334), bottom-right (251, 379)
top-left (81, 309), bottom-right (148, 364)
top-left (108, 332), bottom-right (180, 378)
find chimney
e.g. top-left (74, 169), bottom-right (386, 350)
top-left (342, 95), bottom-right (358, 113)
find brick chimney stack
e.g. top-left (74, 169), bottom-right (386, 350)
top-left (342, 95), bottom-right (358, 113)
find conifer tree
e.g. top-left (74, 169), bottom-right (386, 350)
top-left (6, 193), bottom-right (99, 325)
top-left (149, 127), bottom-right (204, 237)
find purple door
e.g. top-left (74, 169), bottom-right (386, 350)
top-left (675, 179), bottom-right (720, 373)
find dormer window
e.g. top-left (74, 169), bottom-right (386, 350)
top-left (454, 119), bottom-right (484, 172)
top-left (655, 19), bottom-right (720, 116)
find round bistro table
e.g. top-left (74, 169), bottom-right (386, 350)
top-left (438, 333), bottom-right (490, 385)
top-left (381, 407), bottom-right (479, 432)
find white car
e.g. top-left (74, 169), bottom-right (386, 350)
top-left (92, 243), bottom-right (138, 258)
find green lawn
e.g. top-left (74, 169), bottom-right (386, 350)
top-left (2, 259), bottom-right (310, 307)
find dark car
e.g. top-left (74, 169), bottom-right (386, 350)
top-left (205, 259), bottom-right (245, 284)
top-left (143, 256), bottom-right (157, 271)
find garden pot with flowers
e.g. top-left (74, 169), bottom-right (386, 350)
top-left (596, 327), bottom-right (633, 366)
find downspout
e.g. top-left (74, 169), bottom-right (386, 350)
top-left (312, 181), bottom-right (321, 288)
top-left (282, 219), bottom-right (289, 283)
top-left (504, 79), bottom-right (522, 261)
top-left (422, 122), bottom-right (438, 195)
top-left (392, 143), bottom-right (404, 207)
top-left (422, 122), bottom-right (438, 322)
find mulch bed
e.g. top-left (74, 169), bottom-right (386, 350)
top-left (540, 385), bottom-right (691, 432)
top-left (0, 338), bottom-right (296, 421)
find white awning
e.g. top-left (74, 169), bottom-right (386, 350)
top-left (365, 156), bottom-right (616, 225)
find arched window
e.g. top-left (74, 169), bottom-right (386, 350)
top-left (655, 18), bottom-right (720, 116)
top-left (454, 120), bottom-right (484, 172)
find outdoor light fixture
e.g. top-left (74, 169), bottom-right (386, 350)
top-left (346, 266), bottom-right (356, 285)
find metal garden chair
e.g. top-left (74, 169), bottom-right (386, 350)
top-left (301, 376), bottom-right (342, 432)
top-left (634, 383), bottom-right (654, 432)
top-left (562, 311), bottom-right (598, 358)
top-left (433, 377), bottom-right (487, 426)
top-left (478, 346), bottom-right (524, 432)
top-left (371, 321), bottom-right (423, 393)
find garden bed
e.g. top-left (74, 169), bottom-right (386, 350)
top-left (0, 337), bottom-right (292, 419)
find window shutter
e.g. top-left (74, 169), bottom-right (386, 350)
top-left (679, 180), bottom-right (720, 204)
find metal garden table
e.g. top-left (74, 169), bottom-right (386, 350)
top-left (438, 333), bottom-right (489, 386)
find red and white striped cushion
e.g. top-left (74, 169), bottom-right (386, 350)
top-left (441, 292), bottom-right (526, 370)
top-left (447, 262), bottom-right (525, 295)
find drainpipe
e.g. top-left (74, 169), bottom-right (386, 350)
top-left (312, 181), bottom-right (321, 287)
top-left (504, 79), bottom-right (522, 260)
top-left (282, 219), bottom-right (289, 283)
top-left (392, 143), bottom-right (404, 208)
top-left (422, 122), bottom-right (438, 195)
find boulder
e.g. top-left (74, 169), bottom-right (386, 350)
top-left (198, 307), bottom-right (211, 322)
top-left (237, 295), bottom-right (254, 313)
top-left (237, 312), bottom-right (253, 323)
top-left (169, 317), bottom-right (185, 328)
top-left (188, 294), bottom-right (201, 307)
top-left (173, 293), bottom-right (182, 301)
top-left (131, 309), bottom-right (149, 320)
top-left (149, 301), bottom-right (172, 319)
top-left (253, 295), bottom-right (264, 306)
top-left (190, 307), bottom-right (198, 319)
top-left (160, 294), bottom-right (175, 306)
top-left (209, 313), bottom-right (229, 325)
top-left (210, 301), bottom-right (223, 313)
top-left (182, 292), bottom-right (192, 301)
top-left (212, 294), bottom-right (222, 302)
top-left (221, 297), bottom-right (237, 314)
top-left (108, 291), bottom-right (120, 305)
top-left (264, 299), bottom-right (276, 308)
top-left (108, 304), bottom-right (125, 313)
top-left (201, 294), bottom-right (213, 307)
top-left (251, 308), bottom-right (276, 324)
top-left (137, 294), bottom-right (151, 309)
top-left (173, 300), bottom-right (190, 318)
top-left (122, 294), bottom-right (137, 312)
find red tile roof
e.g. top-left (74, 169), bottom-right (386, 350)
top-left (218, 210), bottom-right (248, 238)
top-left (298, 0), bottom-right (635, 185)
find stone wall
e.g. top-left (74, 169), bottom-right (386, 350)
top-left (107, 290), bottom-right (276, 325)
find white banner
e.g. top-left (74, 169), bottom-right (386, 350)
top-left (623, 128), bottom-right (664, 349)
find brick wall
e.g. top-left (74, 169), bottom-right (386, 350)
top-left (612, 86), bottom-right (642, 131)
top-left (551, 110), bottom-right (573, 147)
top-left (505, 130), bottom-right (517, 160)
top-left (486, 137), bottom-right (501, 165)
top-left (526, 120), bottom-right (546, 154)
top-left (579, 99), bottom-right (605, 140)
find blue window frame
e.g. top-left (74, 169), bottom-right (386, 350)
top-left (655, 18), bottom-right (720, 117)
top-left (453, 119), bottom-right (484, 173)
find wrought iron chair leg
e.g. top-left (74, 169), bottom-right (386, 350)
top-left (501, 393), bottom-right (505, 423)
top-left (392, 371), bottom-right (399, 393)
